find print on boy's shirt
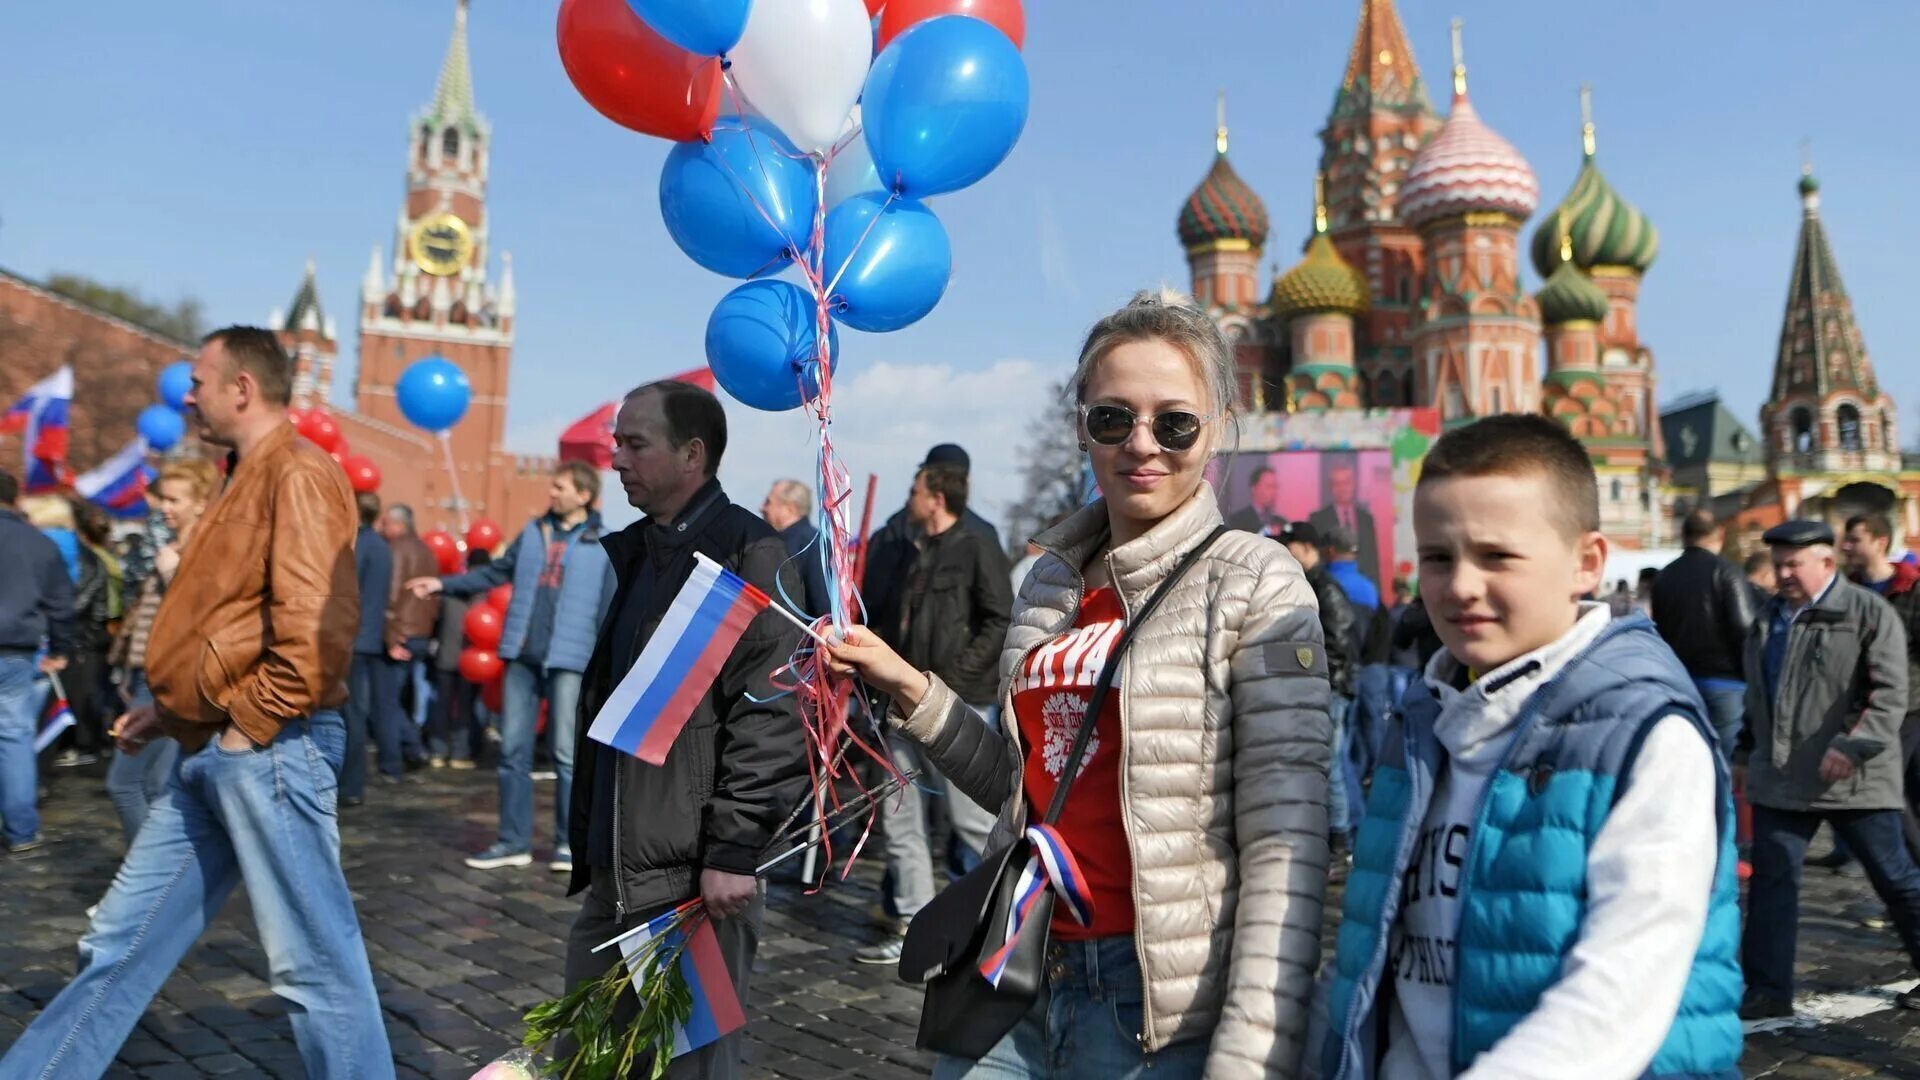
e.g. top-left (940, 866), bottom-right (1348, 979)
top-left (1388, 821), bottom-right (1471, 988)
top-left (537, 538), bottom-right (569, 588)
top-left (1012, 601), bottom-right (1123, 782)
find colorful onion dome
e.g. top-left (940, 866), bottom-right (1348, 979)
top-left (1178, 151), bottom-right (1270, 251)
top-left (1529, 155), bottom-right (1659, 278)
top-left (1399, 93), bottom-right (1538, 228)
top-left (1536, 255), bottom-right (1610, 326)
top-left (1272, 233), bottom-right (1370, 319)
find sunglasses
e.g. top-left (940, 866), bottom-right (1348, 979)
top-left (1080, 404), bottom-right (1214, 453)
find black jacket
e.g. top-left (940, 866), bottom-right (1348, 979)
top-left (0, 508), bottom-right (75, 656)
top-left (861, 505), bottom-right (1000, 652)
top-left (567, 483), bottom-right (809, 915)
top-left (886, 522), bottom-right (1014, 704)
top-left (1651, 546), bottom-right (1756, 682)
top-left (1305, 563), bottom-right (1356, 696)
top-left (71, 543), bottom-right (111, 652)
top-left (1391, 596), bottom-right (1445, 671)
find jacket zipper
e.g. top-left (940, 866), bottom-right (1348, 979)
top-left (609, 530), bottom-right (658, 920)
top-left (1103, 547), bottom-right (1162, 1053)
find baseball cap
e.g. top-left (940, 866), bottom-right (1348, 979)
top-left (1320, 524), bottom-right (1358, 554)
top-left (921, 444), bottom-right (970, 471)
top-left (1275, 521), bottom-right (1320, 547)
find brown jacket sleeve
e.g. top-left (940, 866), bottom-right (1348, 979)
top-left (225, 461), bottom-right (359, 746)
top-left (386, 536), bottom-right (443, 650)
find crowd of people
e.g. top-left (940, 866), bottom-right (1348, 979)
top-left (0, 290), bottom-right (1916, 1079)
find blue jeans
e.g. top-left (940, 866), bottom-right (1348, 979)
top-left (0, 712), bottom-right (394, 1078)
top-left (341, 653), bottom-right (379, 799)
top-left (372, 647), bottom-right (427, 777)
top-left (105, 669), bottom-right (180, 842)
top-left (410, 655), bottom-right (433, 730)
top-left (0, 652), bottom-right (39, 845)
top-left (1692, 681), bottom-right (1745, 764)
top-left (1742, 804), bottom-right (1920, 1001)
top-left (1328, 693), bottom-right (1355, 839)
top-left (933, 936), bottom-right (1208, 1079)
top-left (499, 660), bottom-right (579, 856)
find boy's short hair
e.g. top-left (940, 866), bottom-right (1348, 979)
top-left (1681, 509), bottom-right (1720, 545)
top-left (1416, 415), bottom-right (1600, 539)
top-left (1845, 512), bottom-right (1893, 545)
top-left (553, 460), bottom-right (601, 505)
top-left (918, 463), bottom-right (969, 518)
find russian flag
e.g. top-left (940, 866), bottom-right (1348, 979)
top-left (587, 552), bottom-right (769, 765)
top-left (3, 366), bottom-right (74, 492)
top-left (76, 438), bottom-right (155, 519)
top-left (616, 911), bottom-right (746, 1058)
top-left (35, 697), bottom-right (76, 754)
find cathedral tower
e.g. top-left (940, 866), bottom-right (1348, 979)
top-left (1272, 174), bottom-right (1370, 410)
top-left (1401, 21), bottom-right (1541, 423)
top-left (1178, 95), bottom-right (1275, 407)
top-left (271, 258), bottom-right (338, 411)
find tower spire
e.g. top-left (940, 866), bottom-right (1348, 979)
top-left (429, 0), bottom-right (480, 133)
top-left (1580, 83), bottom-right (1596, 158)
top-left (1450, 18), bottom-right (1467, 98)
top-left (1216, 90), bottom-right (1228, 156)
top-left (1314, 171), bottom-right (1329, 235)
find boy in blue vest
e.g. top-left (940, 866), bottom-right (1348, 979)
top-left (1318, 416), bottom-right (1742, 1079)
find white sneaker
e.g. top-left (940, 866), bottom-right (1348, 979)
top-left (465, 845), bottom-right (534, 870)
top-left (531, 769), bottom-right (558, 782)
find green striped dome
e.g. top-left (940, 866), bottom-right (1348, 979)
top-left (1536, 257), bottom-right (1610, 326)
top-left (1530, 154), bottom-right (1658, 278)
top-left (1271, 233), bottom-right (1370, 319)
top-left (1178, 153), bottom-right (1270, 250)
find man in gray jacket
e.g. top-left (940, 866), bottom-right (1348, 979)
top-left (1738, 519), bottom-right (1920, 1018)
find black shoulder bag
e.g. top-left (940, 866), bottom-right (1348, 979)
top-left (899, 526), bottom-right (1229, 1059)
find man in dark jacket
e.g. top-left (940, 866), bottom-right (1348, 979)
top-left (0, 469), bottom-right (75, 851)
top-left (565, 380), bottom-right (807, 1078)
top-left (1281, 522), bottom-right (1358, 854)
top-left (373, 503), bottom-right (435, 783)
top-left (857, 462), bottom-right (1012, 965)
top-left (341, 490), bottom-right (394, 804)
top-left (1738, 520), bottom-right (1920, 1018)
top-left (861, 443), bottom-right (1001, 646)
top-left (1652, 509), bottom-right (1758, 761)
top-left (760, 479), bottom-right (830, 619)
top-left (1843, 512), bottom-right (1920, 860)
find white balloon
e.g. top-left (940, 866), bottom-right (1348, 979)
top-left (824, 107), bottom-right (884, 207)
top-left (728, 0), bottom-right (873, 155)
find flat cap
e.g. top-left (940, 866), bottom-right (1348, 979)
top-left (1762, 519), bottom-right (1835, 548)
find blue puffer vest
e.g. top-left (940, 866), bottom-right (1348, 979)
top-left (1322, 615), bottom-right (1743, 1079)
top-left (497, 515), bottom-right (612, 672)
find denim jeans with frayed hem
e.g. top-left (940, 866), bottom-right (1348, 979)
top-left (0, 711), bottom-right (394, 1079)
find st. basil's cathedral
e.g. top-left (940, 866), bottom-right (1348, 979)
top-left (1178, 0), bottom-right (1919, 550)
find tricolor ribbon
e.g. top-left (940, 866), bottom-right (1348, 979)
top-left (979, 825), bottom-right (1095, 987)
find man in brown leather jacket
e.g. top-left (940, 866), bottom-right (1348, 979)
top-left (0, 328), bottom-right (395, 1078)
top-left (376, 501), bottom-right (437, 778)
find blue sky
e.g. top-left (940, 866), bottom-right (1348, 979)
top-left (2, 1), bottom-right (1914, 523)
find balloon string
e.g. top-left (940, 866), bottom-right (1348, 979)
top-left (438, 431), bottom-right (470, 534)
top-left (822, 187), bottom-right (895, 299)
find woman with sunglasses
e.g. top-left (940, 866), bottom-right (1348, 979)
top-left (832, 289), bottom-right (1333, 1078)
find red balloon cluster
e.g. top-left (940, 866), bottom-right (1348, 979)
top-left (459, 575), bottom-right (518, 715)
top-left (342, 455), bottom-right (381, 494)
top-left (296, 410), bottom-right (344, 453)
top-left (422, 529), bottom-right (463, 575)
top-left (459, 647), bottom-right (503, 685)
top-left (556, 0), bottom-right (722, 143)
top-left (878, 0), bottom-right (1025, 50)
top-left (465, 519), bottom-right (504, 555)
top-left (462, 603), bottom-right (504, 651)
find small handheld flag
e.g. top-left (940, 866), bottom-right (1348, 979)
top-left (615, 910), bottom-right (746, 1059)
top-left (587, 553), bottom-right (772, 765)
top-left (75, 438), bottom-right (155, 519)
top-left (35, 671), bottom-right (76, 753)
top-left (4, 366), bottom-right (74, 492)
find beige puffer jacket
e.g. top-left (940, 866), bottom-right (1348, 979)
top-left (897, 484), bottom-right (1332, 1076)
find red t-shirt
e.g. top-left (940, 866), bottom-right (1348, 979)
top-left (1012, 587), bottom-right (1134, 939)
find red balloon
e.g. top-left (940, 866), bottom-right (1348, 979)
top-left (462, 603), bottom-right (504, 650)
top-left (486, 584), bottom-right (514, 613)
top-left (557, 0), bottom-right (724, 142)
top-left (328, 450), bottom-right (348, 467)
top-left (300, 412), bottom-right (344, 453)
top-left (878, 0), bottom-right (1025, 50)
top-left (481, 675), bottom-right (504, 714)
top-left (865, 0), bottom-right (886, 13)
top-left (465, 519), bottom-right (504, 554)
top-left (422, 529), bottom-right (463, 575)
top-left (287, 407), bottom-right (308, 429)
top-left (342, 455), bottom-right (381, 494)
top-left (459, 647), bottom-right (504, 685)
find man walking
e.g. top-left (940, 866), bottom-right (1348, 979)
top-left (858, 461), bottom-right (1012, 964)
top-left (1652, 509), bottom-right (1759, 761)
top-left (378, 503), bottom-right (437, 779)
top-left (1738, 520), bottom-right (1920, 1019)
top-left (1842, 513), bottom-right (1920, 859)
top-left (861, 444), bottom-right (1000, 645)
top-left (1, 327), bottom-right (392, 1076)
top-left (342, 490), bottom-right (397, 802)
top-left (566, 380), bottom-right (808, 1077)
top-left (409, 461), bottom-right (614, 872)
top-left (0, 468), bottom-right (74, 853)
top-left (760, 478), bottom-right (830, 619)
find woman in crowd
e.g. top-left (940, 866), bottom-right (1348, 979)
top-left (27, 494), bottom-right (111, 765)
top-left (832, 289), bottom-right (1332, 1078)
top-left (105, 457), bottom-right (219, 840)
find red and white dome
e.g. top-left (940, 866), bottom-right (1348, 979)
top-left (1399, 93), bottom-right (1538, 228)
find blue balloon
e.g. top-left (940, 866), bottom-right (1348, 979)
top-left (627, 0), bottom-right (751, 57)
top-left (705, 280), bottom-right (839, 412)
top-left (395, 356), bottom-right (472, 432)
top-left (660, 117), bottom-right (819, 279)
top-left (156, 360), bottom-right (193, 411)
top-left (823, 193), bottom-right (951, 332)
top-left (863, 16), bottom-right (1029, 198)
top-left (137, 404), bottom-right (185, 451)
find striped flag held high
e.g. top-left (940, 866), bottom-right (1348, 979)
top-left (587, 552), bottom-right (771, 765)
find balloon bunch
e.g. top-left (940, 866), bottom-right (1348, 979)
top-left (459, 583), bottom-right (513, 715)
top-left (138, 360), bottom-right (195, 453)
top-left (286, 406), bottom-right (383, 495)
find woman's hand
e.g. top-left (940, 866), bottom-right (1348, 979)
top-left (827, 626), bottom-right (930, 713)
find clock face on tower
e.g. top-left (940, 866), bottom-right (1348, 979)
top-left (409, 212), bottom-right (474, 277)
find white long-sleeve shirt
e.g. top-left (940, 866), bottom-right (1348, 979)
top-left (1381, 604), bottom-right (1719, 1080)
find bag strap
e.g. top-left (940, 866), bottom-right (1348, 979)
top-left (1040, 525), bottom-right (1229, 826)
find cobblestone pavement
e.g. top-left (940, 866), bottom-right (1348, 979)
top-left (4, 763), bottom-right (1918, 1078)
